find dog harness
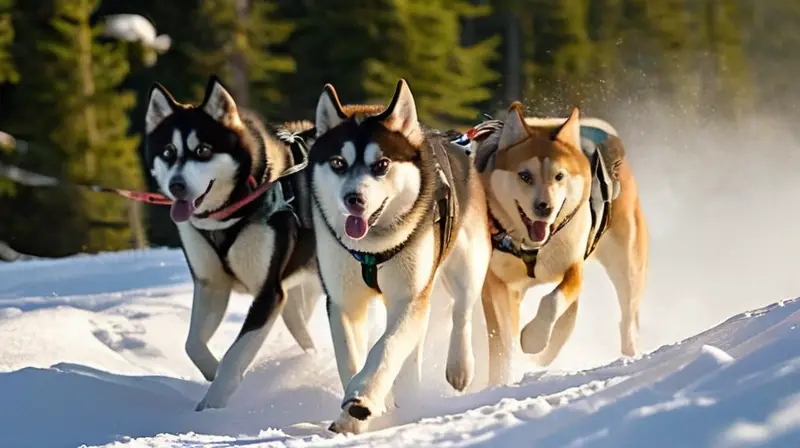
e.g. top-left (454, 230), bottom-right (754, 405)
top-left (343, 140), bottom-right (457, 293)
top-left (488, 200), bottom-right (580, 278)
top-left (452, 121), bottom-right (617, 278)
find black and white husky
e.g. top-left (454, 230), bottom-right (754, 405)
top-left (144, 76), bottom-right (322, 410)
top-left (309, 79), bottom-right (492, 434)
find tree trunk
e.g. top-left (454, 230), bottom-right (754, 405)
top-left (229, 0), bottom-right (250, 106)
top-left (77, 0), bottom-right (97, 178)
top-left (504, 10), bottom-right (521, 103)
top-left (78, 0), bottom-right (147, 249)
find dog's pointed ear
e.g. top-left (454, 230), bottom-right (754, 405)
top-left (378, 79), bottom-right (423, 147)
top-left (498, 101), bottom-right (528, 150)
top-left (554, 107), bottom-right (581, 148)
top-left (145, 83), bottom-right (176, 134)
top-left (315, 83), bottom-right (347, 137)
top-left (201, 75), bottom-right (243, 128)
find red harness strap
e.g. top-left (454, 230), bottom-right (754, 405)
top-left (204, 175), bottom-right (273, 221)
top-left (99, 174), bottom-right (272, 222)
top-left (112, 189), bottom-right (173, 205)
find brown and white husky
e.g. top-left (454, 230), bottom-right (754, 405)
top-left (473, 102), bottom-right (649, 386)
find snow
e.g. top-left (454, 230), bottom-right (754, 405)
top-left (1, 248), bottom-right (799, 448)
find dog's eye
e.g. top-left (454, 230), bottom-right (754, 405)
top-left (371, 158), bottom-right (391, 176)
top-left (555, 172), bottom-right (565, 181)
top-left (518, 170), bottom-right (533, 185)
top-left (196, 144), bottom-right (213, 159)
top-left (329, 157), bottom-right (347, 174)
top-left (162, 144), bottom-right (176, 160)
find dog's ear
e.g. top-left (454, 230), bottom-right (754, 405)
top-left (378, 79), bottom-right (424, 147)
top-left (201, 75), bottom-right (243, 128)
top-left (145, 83), bottom-right (177, 134)
top-left (498, 102), bottom-right (529, 150)
top-left (554, 107), bottom-right (581, 149)
top-left (315, 83), bottom-right (348, 137)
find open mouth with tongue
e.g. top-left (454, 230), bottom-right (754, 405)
top-left (170, 180), bottom-right (214, 223)
top-left (344, 198), bottom-right (388, 241)
top-left (516, 201), bottom-right (551, 245)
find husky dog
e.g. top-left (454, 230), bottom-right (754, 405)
top-left (309, 80), bottom-right (492, 434)
top-left (144, 76), bottom-right (322, 410)
top-left (472, 102), bottom-right (649, 386)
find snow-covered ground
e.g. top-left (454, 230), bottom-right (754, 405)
top-left (1, 247), bottom-right (799, 448)
top-left (3, 114), bottom-right (800, 447)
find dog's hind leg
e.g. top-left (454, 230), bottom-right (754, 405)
top-left (440, 228), bottom-right (491, 392)
top-left (520, 263), bottom-right (583, 355)
top-left (281, 277), bottom-right (323, 352)
top-left (535, 300), bottom-right (578, 367)
top-left (481, 269), bottom-right (521, 387)
top-left (186, 279), bottom-right (231, 381)
top-left (595, 211), bottom-right (648, 357)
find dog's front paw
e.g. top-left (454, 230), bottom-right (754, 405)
top-left (520, 317), bottom-right (552, 355)
top-left (194, 378), bottom-right (238, 411)
top-left (446, 349), bottom-right (475, 392)
top-left (327, 399), bottom-right (372, 435)
top-left (195, 394), bottom-right (227, 411)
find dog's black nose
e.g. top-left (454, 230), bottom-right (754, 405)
top-left (534, 201), bottom-right (552, 218)
top-left (169, 177), bottom-right (187, 199)
top-left (344, 192), bottom-right (366, 213)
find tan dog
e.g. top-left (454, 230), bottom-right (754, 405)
top-left (474, 102), bottom-right (648, 386)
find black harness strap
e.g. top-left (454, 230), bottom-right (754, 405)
top-left (432, 143), bottom-right (456, 266)
top-left (196, 217), bottom-right (250, 277)
top-left (196, 176), bottom-right (297, 279)
top-left (489, 199), bottom-right (579, 279)
top-left (490, 217), bottom-right (540, 278)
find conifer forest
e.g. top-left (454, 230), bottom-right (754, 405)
top-left (0, 0), bottom-right (797, 256)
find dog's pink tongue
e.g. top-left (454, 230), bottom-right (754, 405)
top-left (530, 221), bottom-right (549, 242)
top-left (170, 200), bottom-right (195, 223)
top-left (344, 215), bottom-right (369, 240)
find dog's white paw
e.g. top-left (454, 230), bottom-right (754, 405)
top-left (520, 317), bottom-right (552, 355)
top-left (327, 398), bottom-right (373, 435)
top-left (446, 349), bottom-right (475, 392)
top-left (194, 377), bottom-right (239, 411)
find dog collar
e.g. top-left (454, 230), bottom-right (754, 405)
top-left (348, 245), bottom-right (405, 293)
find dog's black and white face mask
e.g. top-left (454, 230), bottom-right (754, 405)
top-left (144, 77), bottom-right (248, 223)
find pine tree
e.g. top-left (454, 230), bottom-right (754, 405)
top-left (743, 0), bottom-right (800, 116)
top-left (0, 0), bottom-right (17, 196)
top-left (365, 0), bottom-right (501, 128)
top-left (585, 0), bottom-right (625, 108)
top-left (278, 0), bottom-right (386, 119)
top-left (694, 0), bottom-right (751, 120)
top-left (0, 0), bottom-right (145, 255)
top-left (190, 0), bottom-right (295, 114)
top-left (617, 0), bottom-right (697, 108)
top-left (522, 0), bottom-right (592, 113)
top-left (0, 0), bottom-right (16, 84)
